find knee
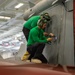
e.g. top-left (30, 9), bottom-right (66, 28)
top-left (27, 46), bottom-right (32, 54)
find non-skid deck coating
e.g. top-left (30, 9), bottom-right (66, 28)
top-left (0, 60), bottom-right (75, 75)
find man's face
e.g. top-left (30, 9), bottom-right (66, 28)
top-left (42, 23), bottom-right (47, 29)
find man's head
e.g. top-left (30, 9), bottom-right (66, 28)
top-left (41, 12), bottom-right (51, 21)
top-left (37, 18), bottom-right (47, 29)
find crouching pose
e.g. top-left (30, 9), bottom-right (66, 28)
top-left (22, 19), bottom-right (53, 63)
top-left (22, 12), bottom-right (51, 41)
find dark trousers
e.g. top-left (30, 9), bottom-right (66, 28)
top-left (27, 43), bottom-right (47, 63)
top-left (22, 27), bottom-right (30, 41)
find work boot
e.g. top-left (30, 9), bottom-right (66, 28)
top-left (21, 51), bottom-right (30, 61)
top-left (31, 59), bottom-right (42, 63)
top-left (25, 60), bottom-right (31, 62)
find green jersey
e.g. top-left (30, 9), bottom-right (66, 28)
top-left (27, 26), bottom-right (48, 46)
top-left (23, 16), bottom-right (40, 30)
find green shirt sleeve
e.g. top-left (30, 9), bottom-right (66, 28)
top-left (41, 30), bottom-right (47, 39)
top-left (31, 30), bottom-right (47, 43)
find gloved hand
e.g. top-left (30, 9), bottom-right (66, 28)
top-left (49, 33), bottom-right (55, 37)
top-left (47, 38), bottom-right (53, 42)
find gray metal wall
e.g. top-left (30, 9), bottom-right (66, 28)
top-left (43, 0), bottom-right (74, 66)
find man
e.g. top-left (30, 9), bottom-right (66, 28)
top-left (22, 12), bottom-right (51, 41)
top-left (22, 19), bottom-right (53, 63)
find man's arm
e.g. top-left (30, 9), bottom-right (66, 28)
top-left (32, 31), bottom-right (47, 43)
top-left (31, 30), bottom-right (53, 43)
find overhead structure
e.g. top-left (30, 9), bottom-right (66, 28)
top-left (24, 0), bottom-right (66, 20)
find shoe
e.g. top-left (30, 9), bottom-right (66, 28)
top-left (25, 60), bottom-right (30, 62)
top-left (21, 51), bottom-right (30, 61)
top-left (31, 59), bottom-right (42, 63)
